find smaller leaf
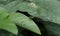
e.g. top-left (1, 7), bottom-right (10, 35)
top-left (0, 20), bottom-right (18, 35)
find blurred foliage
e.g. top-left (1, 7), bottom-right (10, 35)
top-left (0, 0), bottom-right (60, 36)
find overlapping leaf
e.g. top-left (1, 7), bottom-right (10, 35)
top-left (1, 0), bottom-right (60, 35)
top-left (8, 13), bottom-right (41, 35)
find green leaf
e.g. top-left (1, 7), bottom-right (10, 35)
top-left (0, 8), bottom-right (18, 35)
top-left (8, 13), bottom-right (41, 35)
top-left (4, 1), bottom-right (19, 12)
top-left (4, 0), bottom-right (24, 12)
top-left (0, 0), bottom-right (16, 6)
top-left (16, 2), bottom-right (39, 17)
top-left (0, 20), bottom-right (18, 35)
top-left (4, 1), bottom-right (39, 17)
top-left (34, 0), bottom-right (60, 24)
top-left (30, 0), bottom-right (60, 36)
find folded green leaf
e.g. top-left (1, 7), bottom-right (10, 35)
top-left (8, 13), bottom-right (41, 35)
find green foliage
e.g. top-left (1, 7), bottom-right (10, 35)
top-left (0, 0), bottom-right (60, 36)
top-left (0, 7), bottom-right (41, 35)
